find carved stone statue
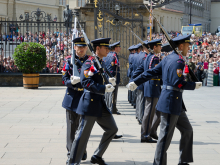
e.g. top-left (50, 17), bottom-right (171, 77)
top-left (63, 5), bottom-right (73, 28)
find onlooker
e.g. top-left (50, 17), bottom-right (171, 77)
top-left (213, 62), bottom-right (219, 86)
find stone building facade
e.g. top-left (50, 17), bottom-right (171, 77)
top-left (0, 0), bottom-right (69, 21)
top-left (211, 0), bottom-right (220, 33)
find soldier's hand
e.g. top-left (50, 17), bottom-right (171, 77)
top-left (109, 77), bottom-right (116, 86)
top-left (126, 82), bottom-right (138, 91)
top-left (71, 76), bottom-right (81, 85)
top-left (195, 82), bottom-right (202, 89)
top-left (105, 84), bottom-right (115, 93)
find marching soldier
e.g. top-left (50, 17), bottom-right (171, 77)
top-left (127, 35), bottom-right (202, 165)
top-left (102, 43), bottom-right (123, 139)
top-left (103, 45), bottom-right (114, 113)
top-left (68, 38), bottom-right (118, 165)
top-left (133, 39), bottom-right (162, 143)
top-left (127, 45), bottom-right (136, 103)
top-left (133, 41), bottom-right (150, 125)
top-left (103, 41), bottom-right (121, 115)
top-left (62, 37), bottom-right (89, 164)
top-left (131, 43), bottom-right (142, 109)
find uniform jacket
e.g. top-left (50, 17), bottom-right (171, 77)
top-left (129, 52), bottom-right (139, 82)
top-left (127, 53), bottom-right (134, 78)
top-left (133, 52), bottom-right (161, 97)
top-left (103, 51), bottom-right (120, 84)
top-left (76, 56), bottom-right (112, 117)
top-left (132, 51), bottom-right (148, 90)
top-left (129, 52), bottom-right (138, 82)
top-left (62, 55), bottom-right (89, 112)
top-left (133, 51), bottom-right (196, 115)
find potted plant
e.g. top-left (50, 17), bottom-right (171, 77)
top-left (13, 42), bottom-right (46, 89)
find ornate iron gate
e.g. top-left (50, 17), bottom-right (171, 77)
top-left (0, 8), bottom-right (85, 73)
top-left (94, 0), bottom-right (144, 85)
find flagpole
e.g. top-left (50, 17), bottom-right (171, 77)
top-left (149, 1), bottom-right (153, 41)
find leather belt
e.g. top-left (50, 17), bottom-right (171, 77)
top-left (85, 91), bottom-right (104, 96)
top-left (151, 79), bottom-right (160, 81)
top-left (73, 87), bottom-right (84, 91)
top-left (163, 85), bottom-right (183, 93)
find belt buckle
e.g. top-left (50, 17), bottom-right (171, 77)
top-left (78, 88), bottom-right (84, 91)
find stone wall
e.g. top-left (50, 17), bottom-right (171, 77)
top-left (0, 74), bottom-right (63, 87)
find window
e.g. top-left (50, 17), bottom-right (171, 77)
top-left (60, 0), bottom-right (66, 6)
top-left (78, 0), bottom-right (86, 7)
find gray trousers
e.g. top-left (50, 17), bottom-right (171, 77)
top-left (153, 111), bottom-right (193, 165)
top-left (105, 92), bottom-right (112, 111)
top-left (105, 85), bottom-right (119, 113)
top-left (66, 110), bottom-right (80, 159)
top-left (112, 84), bottom-right (119, 113)
top-left (128, 90), bottom-right (132, 102)
top-left (141, 97), bottom-right (159, 139)
top-left (151, 110), bottom-right (161, 137)
top-left (132, 89), bottom-right (137, 106)
top-left (69, 110), bottom-right (118, 165)
top-left (136, 89), bottom-right (145, 121)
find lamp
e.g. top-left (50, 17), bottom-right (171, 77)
top-left (115, 5), bottom-right (120, 15)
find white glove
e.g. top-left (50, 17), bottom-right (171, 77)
top-left (126, 82), bottom-right (138, 91)
top-left (71, 76), bottom-right (81, 85)
top-left (105, 84), bottom-right (115, 93)
top-left (195, 82), bottom-right (202, 89)
top-left (109, 77), bottom-right (116, 86)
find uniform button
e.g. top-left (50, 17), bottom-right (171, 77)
top-left (176, 97), bottom-right (178, 99)
top-left (156, 84), bottom-right (158, 86)
top-left (67, 93), bottom-right (69, 95)
top-left (81, 61), bottom-right (83, 63)
top-left (91, 99), bottom-right (93, 101)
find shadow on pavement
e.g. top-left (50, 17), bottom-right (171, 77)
top-left (81, 160), bottom-right (152, 165)
top-left (37, 87), bottom-right (65, 90)
top-left (171, 141), bottom-right (220, 145)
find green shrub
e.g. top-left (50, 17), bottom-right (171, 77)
top-left (13, 42), bottom-right (46, 73)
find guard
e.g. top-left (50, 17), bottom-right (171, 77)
top-left (131, 43), bottom-right (142, 109)
top-left (127, 34), bottom-right (202, 165)
top-left (68, 38), bottom-right (118, 165)
top-left (133, 39), bottom-right (162, 143)
top-left (62, 37), bottom-right (89, 164)
top-left (103, 41), bottom-right (121, 114)
top-left (133, 41), bottom-right (150, 125)
top-left (127, 45), bottom-right (136, 103)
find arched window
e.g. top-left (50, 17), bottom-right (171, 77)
top-left (59, 0), bottom-right (66, 6)
top-left (78, 0), bottom-right (86, 7)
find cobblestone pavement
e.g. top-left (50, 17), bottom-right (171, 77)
top-left (0, 86), bottom-right (220, 165)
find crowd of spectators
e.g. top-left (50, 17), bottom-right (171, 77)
top-left (148, 31), bottom-right (220, 86)
top-left (0, 28), bottom-right (73, 73)
top-left (1, 28), bottom-right (220, 86)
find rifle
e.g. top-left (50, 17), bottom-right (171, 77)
top-left (143, 4), bottom-right (199, 82)
top-left (123, 24), bottom-right (153, 53)
top-left (71, 12), bottom-right (80, 77)
top-left (77, 21), bottom-right (110, 84)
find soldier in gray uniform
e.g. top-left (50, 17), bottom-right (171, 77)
top-left (68, 38), bottom-right (118, 165)
top-left (127, 35), bottom-right (202, 165)
top-left (133, 39), bottom-right (162, 143)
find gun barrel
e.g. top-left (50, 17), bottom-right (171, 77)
top-left (144, 4), bottom-right (199, 82)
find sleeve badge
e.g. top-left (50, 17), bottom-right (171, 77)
top-left (84, 70), bottom-right (89, 78)
top-left (177, 69), bottom-right (183, 77)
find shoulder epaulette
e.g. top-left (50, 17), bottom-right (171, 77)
top-left (88, 56), bottom-right (95, 61)
top-left (177, 59), bottom-right (185, 64)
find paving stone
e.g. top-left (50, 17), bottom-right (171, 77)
top-left (0, 86), bottom-right (220, 165)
